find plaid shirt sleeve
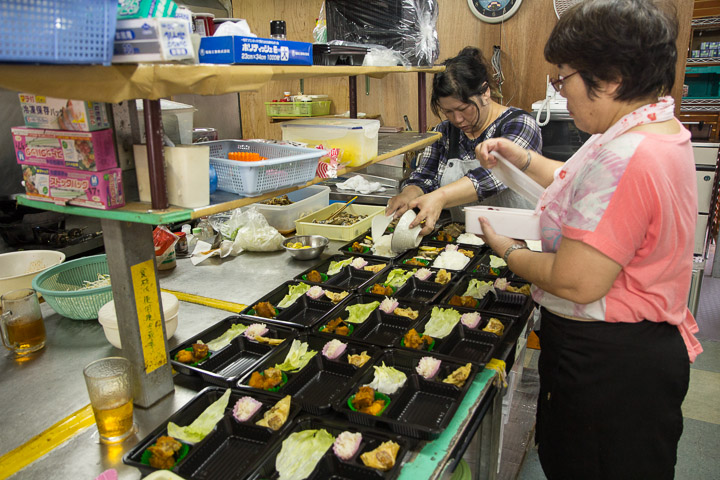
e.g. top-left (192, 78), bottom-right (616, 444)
top-left (401, 122), bottom-right (450, 194)
top-left (465, 110), bottom-right (543, 200)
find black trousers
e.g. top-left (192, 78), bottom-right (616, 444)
top-left (536, 308), bottom-right (690, 480)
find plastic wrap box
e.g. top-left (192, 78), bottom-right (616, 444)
top-left (18, 94), bottom-right (109, 132)
top-left (281, 119), bottom-right (380, 167)
top-left (295, 204), bottom-right (385, 241)
top-left (113, 18), bottom-right (193, 63)
top-left (12, 127), bottom-right (117, 172)
top-left (20, 165), bottom-right (124, 210)
top-left (253, 185), bottom-right (330, 233)
top-left (198, 36), bottom-right (312, 65)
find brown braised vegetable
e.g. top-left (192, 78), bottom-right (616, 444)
top-left (448, 295), bottom-right (478, 308)
top-left (253, 301), bottom-right (276, 319)
top-left (370, 283), bottom-right (394, 296)
top-left (147, 435), bottom-right (182, 469)
top-left (324, 317), bottom-right (350, 336)
top-left (306, 270), bottom-right (323, 283)
top-left (403, 328), bottom-right (433, 350)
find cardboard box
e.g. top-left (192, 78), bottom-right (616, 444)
top-left (113, 18), bottom-right (193, 63)
top-left (199, 36), bottom-right (313, 65)
top-left (18, 94), bottom-right (109, 132)
top-left (21, 165), bottom-right (124, 210)
top-left (12, 127), bottom-right (117, 171)
top-left (117, 0), bottom-right (177, 20)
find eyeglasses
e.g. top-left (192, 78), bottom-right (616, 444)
top-left (550, 71), bottom-right (579, 92)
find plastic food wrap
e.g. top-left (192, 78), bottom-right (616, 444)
top-left (325, 0), bottom-right (439, 66)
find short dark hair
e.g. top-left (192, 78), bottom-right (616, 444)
top-left (430, 47), bottom-right (494, 118)
top-left (544, 0), bottom-right (678, 101)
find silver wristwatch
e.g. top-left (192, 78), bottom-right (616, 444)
top-left (503, 243), bottom-right (529, 263)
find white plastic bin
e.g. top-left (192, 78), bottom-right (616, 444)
top-left (136, 99), bottom-right (196, 145)
top-left (253, 185), bottom-right (330, 233)
top-left (281, 118), bottom-right (380, 167)
top-left (464, 205), bottom-right (541, 240)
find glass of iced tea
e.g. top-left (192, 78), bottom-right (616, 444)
top-left (0, 288), bottom-right (46, 355)
top-left (83, 357), bottom-right (135, 444)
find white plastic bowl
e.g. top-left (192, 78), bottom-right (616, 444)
top-left (98, 292), bottom-right (179, 349)
top-left (0, 250), bottom-right (66, 297)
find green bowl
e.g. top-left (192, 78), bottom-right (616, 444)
top-left (174, 347), bottom-right (211, 367)
top-left (141, 441), bottom-right (190, 469)
top-left (400, 336), bottom-right (435, 352)
top-left (250, 370), bottom-right (288, 392)
top-left (348, 391), bottom-right (391, 416)
top-left (302, 272), bottom-right (329, 283)
top-left (319, 323), bottom-right (354, 336)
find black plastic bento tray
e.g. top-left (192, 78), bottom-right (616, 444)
top-left (397, 304), bottom-right (514, 367)
top-left (169, 316), bottom-right (297, 388)
top-left (315, 293), bottom-right (428, 348)
top-left (397, 241), bottom-right (483, 274)
top-left (468, 251), bottom-right (511, 278)
top-left (236, 332), bottom-right (380, 415)
top-left (427, 221), bottom-right (488, 248)
top-left (123, 387), bottom-right (300, 479)
top-left (294, 254), bottom-right (391, 292)
top-left (250, 415), bottom-right (410, 480)
top-left (240, 280), bottom-right (354, 329)
top-left (337, 231), bottom-right (405, 262)
top-left (363, 264), bottom-right (454, 304)
top-left (332, 349), bottom-right (480, 440)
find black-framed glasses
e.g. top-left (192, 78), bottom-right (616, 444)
top-left (550, 71), bottom-right (579, 92)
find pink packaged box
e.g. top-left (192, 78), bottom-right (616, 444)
top-left (12, 127), bottom-right (117, 171)
top-left (21, 165), bottom-right (125, 210)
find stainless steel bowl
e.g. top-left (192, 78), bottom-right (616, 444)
top-left (282, 235), bottom-right (329, 260)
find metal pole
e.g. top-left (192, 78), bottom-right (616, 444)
top-left (143, 99), bottom-right (169, 210)
top-left (349, 76), bottom-right (357, 119)
top-left (418, 72), bottom-right (427, 133)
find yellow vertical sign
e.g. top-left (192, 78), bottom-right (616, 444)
top-left (130, 259), bottom-right (167, 374)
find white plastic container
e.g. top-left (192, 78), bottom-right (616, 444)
top-left (97, 291), bottom-right (179, 349)
top-left (464, 205), bottom-right (541, 240)
top-left (281, 118), bottom-right (380, 167)
top-left (253, 185), bottom-right (330, 233)
top-left (134, 144), bottom-right (210, 208)
top-left (136, 99), bottom-right (196, 145)
top-left (295, 203), bottom-right (385, 241)
top-left (0, 250), bottom-right (66, 297)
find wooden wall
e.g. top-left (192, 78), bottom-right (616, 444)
top-left (231, 0), bottom-right (693, 140)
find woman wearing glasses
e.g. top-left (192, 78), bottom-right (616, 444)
top-left (386, 46), bottom-right (542, 233)
top-left (476, 1), bottom-right (701, 478)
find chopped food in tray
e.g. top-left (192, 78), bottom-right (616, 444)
top-left (379, 297), bottom-right (419, 320)
top-left (449, 294), bottom-right (480, 309)
top-left (345, 301), bottom-right (380, 324)
top-left (361, 440), bottom-right (401, 471)
top-left (403, 328), bottom-right (434, 351)
top-left (350, 386), bottom-right (389, 416)
top-left (168, 388), bottom-right (231, 444)
top-left (350, 239), bottom-right (371, 253)
top-left (322, 339), bottom-right (347, 360)
top-left (333, 431), bottom-right (363, 461)
top-left (144, 435), bottom-right (186, 470)
top-left (482, 318), bottom-right (505, 336)
top-left (365, 362), bottom-right (407, 395)
top-left (370, 283), bottom-right (395, 295)
top-left (464, 279), bottom-right (495, 299)
top-left (325, 290), bottom-right (350, 303)
top-left (320, 317), bottom-right (352, 335)
top-left (435, 269), bottom-right (452, 285)
top-left (461, 312), bottom-right (482, 329)
top-left (274, 339), bottom-right (317, 372)
top-left (306, 270), bottom-right (324, 283)
top-left (249, 367), bottom-right (286, 391)
top-left (507, 283), bottom-right (532, 295)
top-left (255, 335), bottom-right (285, 346)
top-left (347, 350), bottom-right (372, 367)
top-left (314, 212), bottom-right (367, 225)
top-left (275, 429), bottom-right (335, 480)
top-left (403, 257), bottom-right (430, 266)
top-left (416, 356), bottom-right (442, 380)
top-left (256, 395), bottom-right (292, 431)
top-left (252, 301), bottom-right (277, 319)
top-left (232, 396), bottom-right (263, 422)
top-left (262, 194), bottom-right (292, 205)
top-left (175, 343), bottom-right (210, 365)
top-left (443, 363), bottom-right (472, 388)
top-left (364, 262), bottom-right (386, 273)
top-left (423, 306), bottom-right (462, 339)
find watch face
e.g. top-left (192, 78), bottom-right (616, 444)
top-left (469, 0), bottom-right (522, 23)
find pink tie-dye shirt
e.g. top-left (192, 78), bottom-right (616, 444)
top-left (532, 125), bottom-right (702, 362)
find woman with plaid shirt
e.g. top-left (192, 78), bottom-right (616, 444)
top-left (387, 47), bottom-right (542, 234)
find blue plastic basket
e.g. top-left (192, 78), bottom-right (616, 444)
top-left (0, 0), bottom-right (117, 65)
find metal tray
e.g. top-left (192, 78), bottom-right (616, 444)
top-left (333, 349), bottom-right (479, 440)
top-left (169, 316), bottom-right (297, 388)
top-left (294, 254), bottom-right (391, 291)
top-left (123, 387), bottom-right (300, 479)
top-left (236, 333), bottom-right (379, 415)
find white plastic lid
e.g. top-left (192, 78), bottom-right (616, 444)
top-left (281, 118), bottom-right (380, 131)
top-left (98, 292), bottom-right (179, 328)
top-left (490, 151), bottom-right (544, 206)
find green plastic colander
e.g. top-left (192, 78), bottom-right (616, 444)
top-left (32, 254), bottom-right (112, 320)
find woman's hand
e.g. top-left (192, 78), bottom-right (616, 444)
top-left (386, 185), bottom-right (423, 219)
top-left (475, 138), bottom-right (528, 170)
top-left (478, 217), bottom-right (524, 258)
top-left (408, 189), bottom-right (446, 235)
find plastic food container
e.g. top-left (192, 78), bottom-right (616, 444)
top-left (281, 118), bottom-right (380, 167)
top-left (98, 292), bottom-right (180, 349)
top-left (295, 204), bottom-right (385, 241)
top-left (136, 99), bottom-right (196, 145)
top-left (0, 250), bottom-right (66, 297)
top-left (464, 206), bottom-right (541, 240)
top-left (265, 101), bottom-right (331, 117)
top-left (253, 185), bottom-right (330, 233)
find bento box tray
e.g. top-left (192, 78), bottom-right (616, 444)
top-left (363, 265), bottom-right (454, 305)
top-left (169, 316), bottom-right (296, 388)
top-left (397, 241), bottom-right (482, 274)
top-left (294, 254), bottom-right (390, 291)
top-left (332, 349), bottom-right (479, 440)
top-left (236, 333), bottom-right (379, 415)
top-left (240, 280), bottom-right (354, 329)
top-left (249, 415), bottom-right (411, 480)
top-left (123, 387), bottom-right (300, 479)
top-left (442, 274), bottom-right (534, 319)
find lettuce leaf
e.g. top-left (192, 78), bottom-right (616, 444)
top-left (274, 339), bottom-right (317, 372)
top-left (489, 255), bottom-right (507, 268)
top-left (277, 283), bottom-right (311, 308)
top-left (463, 279), bottom-right (495, 300)
top-left (385, 268), bottom-right (416, 288)
top-left (366, 362), bottom-right (407, 395)
top-left (345, 301), bottom-right (380, 324)
top-left (423, 306), bottom-right (461, 339)
top-left (327, 257), bottom-right (353, 275)
top-left (276, 429), bottom-right (335, 480)
top-left (206, 323), bottom-right (248, 351)
top-left (167, 388), bottom-right (231, 444)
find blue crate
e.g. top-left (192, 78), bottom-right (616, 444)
top-left (0, 0), bottom-right (117, 65)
